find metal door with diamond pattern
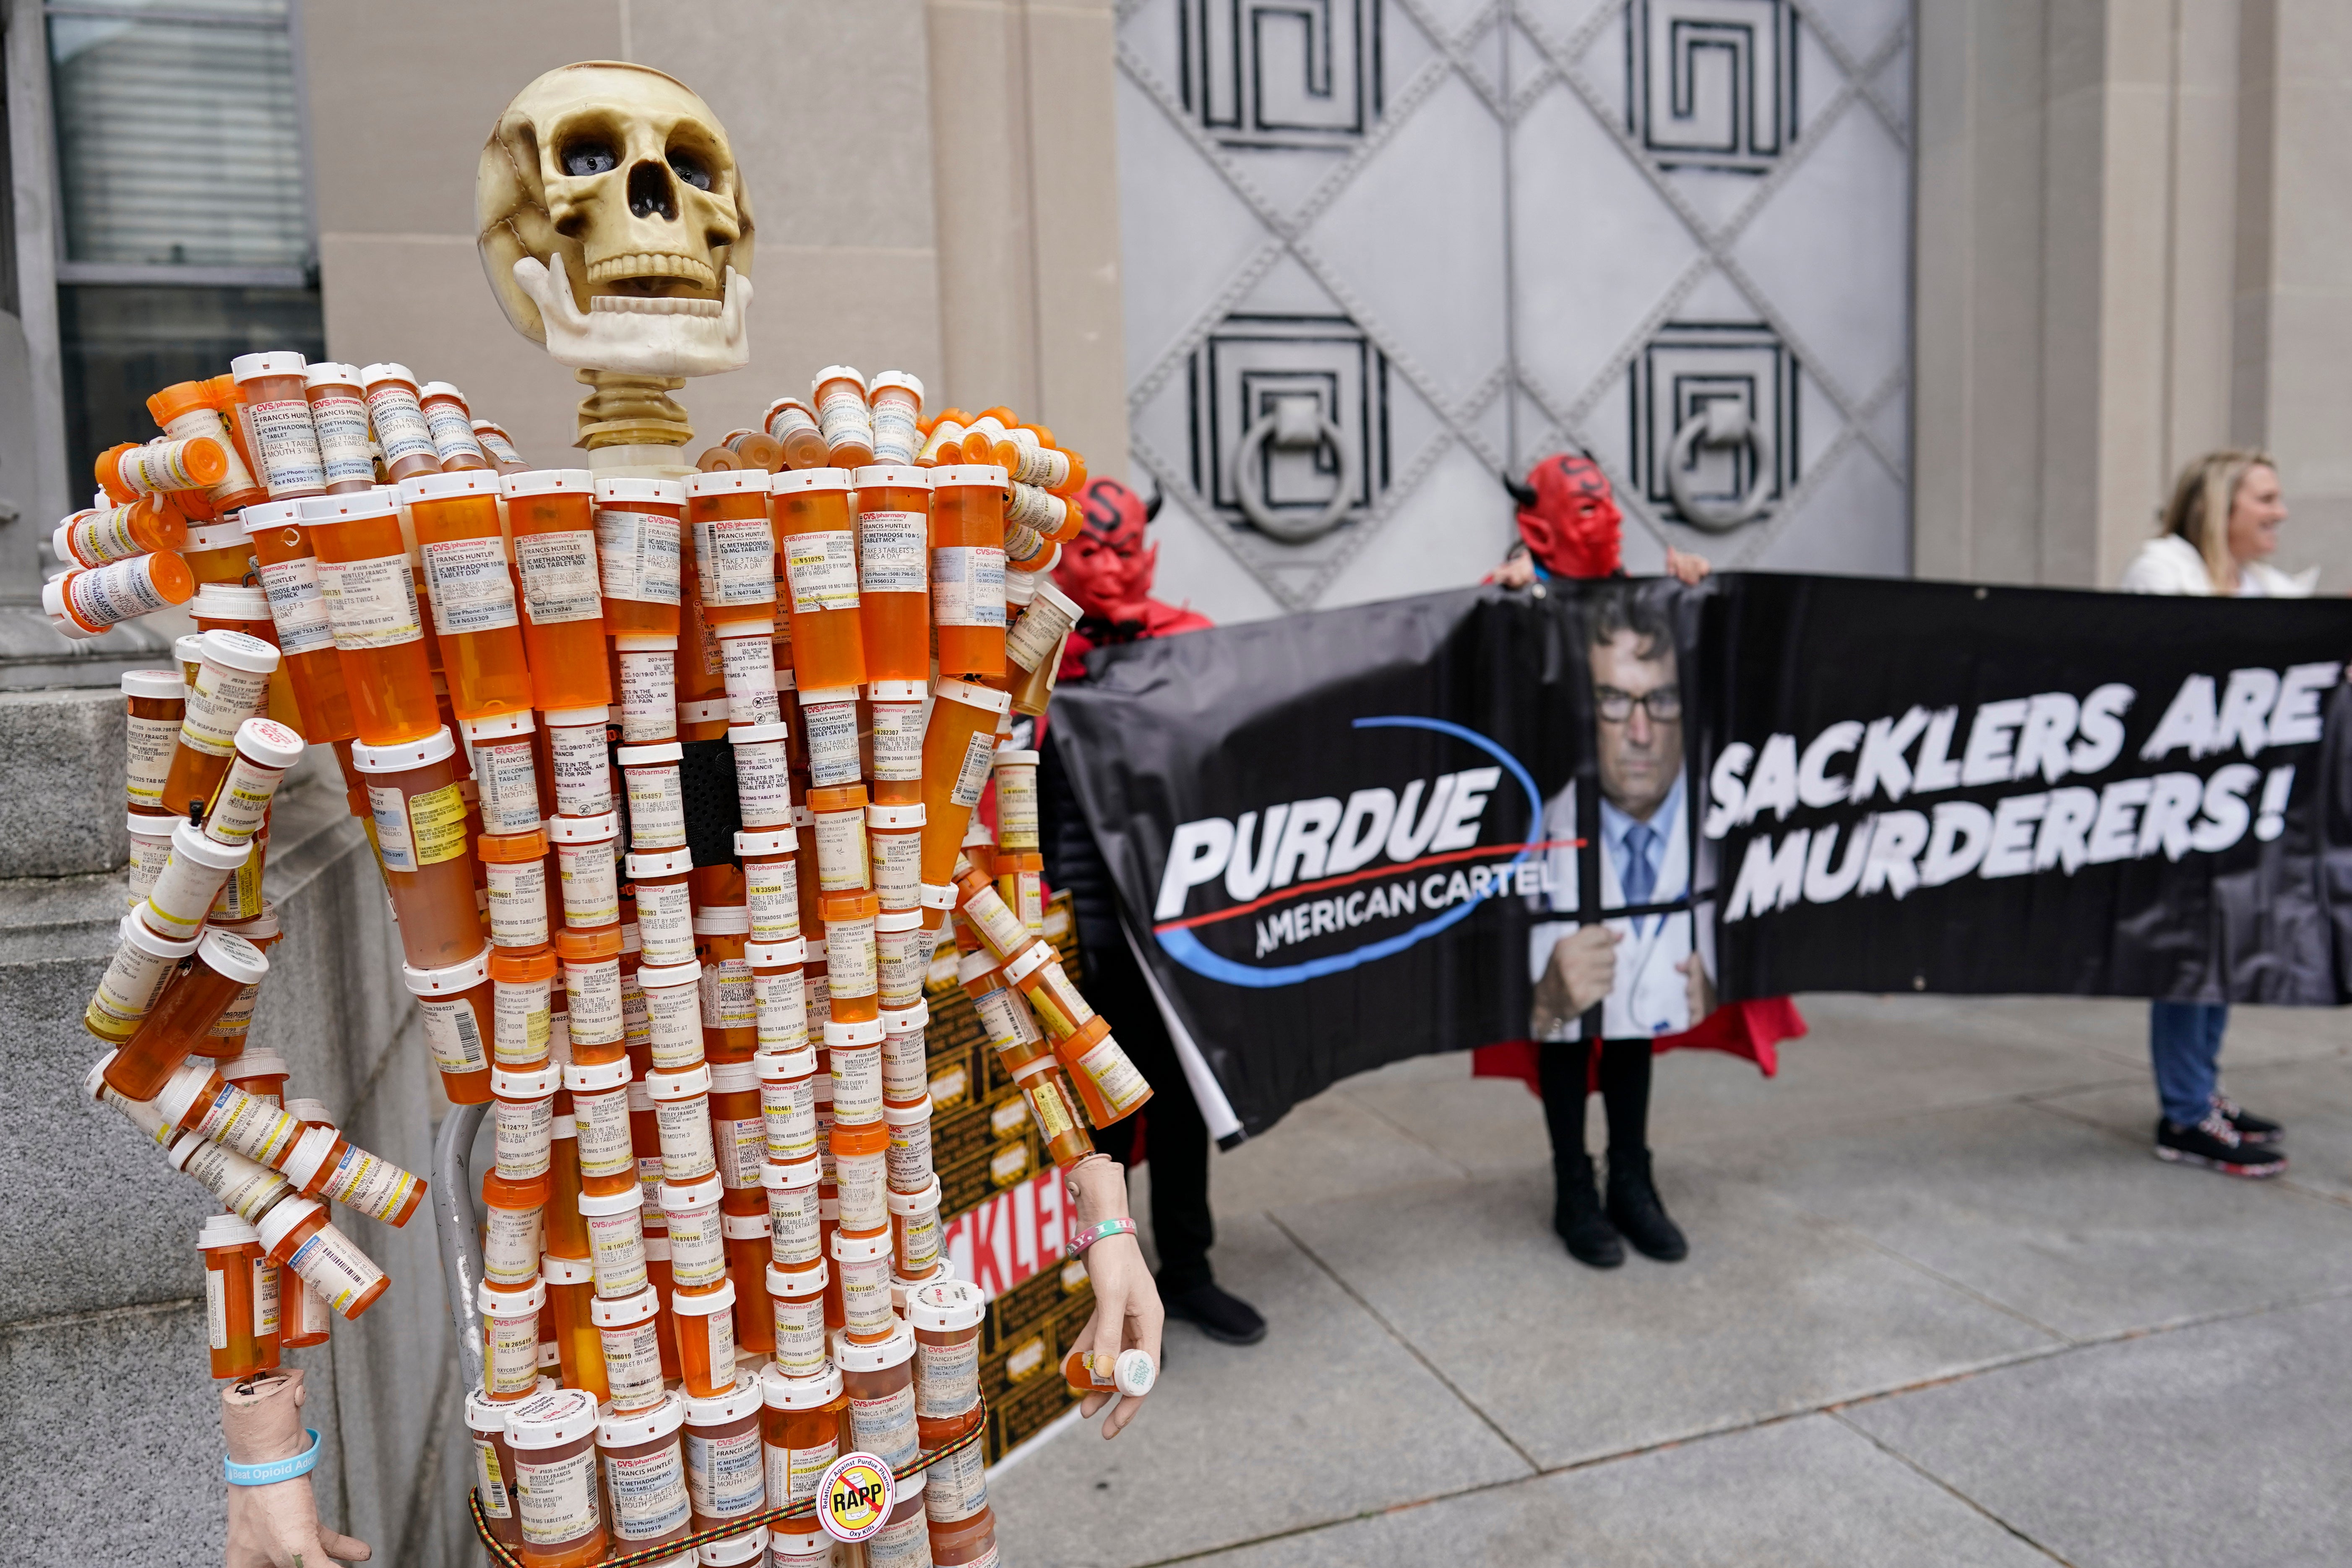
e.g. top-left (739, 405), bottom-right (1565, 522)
top-left (1115, 0), bottom-right (1913, 618)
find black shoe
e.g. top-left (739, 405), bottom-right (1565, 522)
top-left (1605, 1149), bottom-right (1689, 1262)
top-left (2156, 1114), bottom-right (2286, 1177)
top-left (2213, 1093), bottom-right (2284, 1145)
top-left (1554, 1154), bottom-right (1624, 1268)
top-left (1164, 1280), bottom-right (1266, 1346)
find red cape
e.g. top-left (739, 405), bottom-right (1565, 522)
top-left (1471, 997), bottom-right (1806, 1093)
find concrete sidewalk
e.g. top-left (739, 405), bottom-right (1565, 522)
top-left (992, 996), bottom-right (2352, 1566)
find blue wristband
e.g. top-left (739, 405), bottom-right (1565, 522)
top-left (224, 1429), bottom-right (321, 1487)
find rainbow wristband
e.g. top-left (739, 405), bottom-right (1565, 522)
top-left (224, 1429), bottom-right (320, 1487)
top-left (1065, 1217), bottom-right (1138, 1261)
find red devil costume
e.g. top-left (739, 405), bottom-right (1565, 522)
top-left (1484, 455), bottom-right (1805, 1268)
top-left (1037, 478), bottom-right (1265, 1345)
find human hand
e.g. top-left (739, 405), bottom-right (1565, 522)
top-left (1664, 546), bottom-right (1712, 584)
top-left (1495, 552), bottom-right (1537, 589)
top-left (224, 1370), bottom-right (372, 1568)
top-left (1535, 925), bottom-right (1622, 1031)
top-left (1676, 952), bottom-right (1715, 1024)
top-left (1068, 1157), bottom-right (1164, 1440)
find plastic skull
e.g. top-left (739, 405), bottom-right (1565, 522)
top-left (478, 62), bottom-right (753, 377)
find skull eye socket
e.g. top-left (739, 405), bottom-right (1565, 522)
top-left (560, 139), bottom-right (618, 177)
top-left (667, 150), bottom-right (712, 191)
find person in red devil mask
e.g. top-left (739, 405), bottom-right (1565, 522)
top-left (1482, 454), bottom-right (1806, 1269)
top-left (1037, 478), bottom-right (1266, 1347)
top-left (1493, 451), bottom-right (1712, 587)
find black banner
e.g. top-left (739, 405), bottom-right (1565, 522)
top-left (1047, 575), bottom-right (2352, 1140)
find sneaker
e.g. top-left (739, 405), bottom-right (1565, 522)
top-left (2213, 1094), bottom-right (2284, 1146)
top-left (1554, 1154), bottom-right (1624, 1269)
top-left (1604, 1149), bottom-right (1689, 1262)
top-left (2155, 1114), bottom-right (2287, 1177)
top-left (1164, 1281), bottom-right (1266, 1346)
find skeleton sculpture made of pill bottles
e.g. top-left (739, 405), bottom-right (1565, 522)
top-left (476, 62), bottom-right (755, 451)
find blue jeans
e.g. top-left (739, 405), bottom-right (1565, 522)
top-left (2150, 1001), bottom-right (2228, 1126)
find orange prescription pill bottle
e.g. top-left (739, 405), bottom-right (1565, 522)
top-left (281, 1120), bottom-right (428, 1227)
top-left (466, 1388), bottom-right (526, 1551)
top-left (201, 1214), bottom-right (268, 1379)
top-left (831, 1227), bottom-right (894, 1344)
top-left (928, 466), bottom-right (1008, 679)
top-left (404, 471), bottom-right (531, 720)
top-left (159, 627), bottom-right (279, 819)
top-left (636, 959), bottom-right (704, 1073)
top-left (821, 893), bottom-right (881, 1026)
top-left (464, 711), bottom-right (545, 833)
top-left (709, 1059), bottom-right (767, 1212)
top-left (867, 679), bottom-right (926, 807)
top-left (300, 362), bottom-right (376, 494)
top-left (807, 786), bottom-right (872, 895)
top-left (867, 372), bottom-right (925, 466)
top-left (1013, 1055), bottom-right (1097, 1167)
top-left (355, 364), bottom-right (438, 482)
top-left (593, 1284), bottom-right (667, 1414)
top-left (554, 923), bottom-right (626, 1064)
top-left (684, 1377), bottom-right (768, 1533)
top-left (481, 1167), bottom-right (549, 1292)
top-left (918, 678), bottom-right (1012, 884)
top-left (760, 1363), bottom-right (846, 1508)
top-left (149, 380), bottom-right (266, 509)
top-left (766, 1256), bottom-right (829, 1382)
top-left (889, 1174), bottom-right (943, 1281)
top-left (629, 847), bottom-right (696, 966)
top-left (908, 1277), bottom-right (985, 1444)
top-left (503, 470), bottom-right (611, 709)
top-left (616, 741), bottom-right (688, 851)
top-left (480, 1277), bottom-right (546, 1400)
top-left (648, 1063), bottom-right (719, 1184)
top-left (672, 1279), bottom-right (739, 1399)
top-left (884, 1094), bottom-right (934, 1196)
top-left (722, 1211), bottom-right (777, 1353)
top-left (539, 1254), bottom-right (608, 1401)
top-left (122, 669), bottom-right (185, 818)
top-left (353, 728), bottom-right (483, 967)
top-left (229, 352), bottom-right (327, 500)
top-left (548, 810), bottom-right (622, 931)
top-left (810, 366), bottom-right (875, 468)
top-left (683, 469), bottom-right (775, 629)
top-left (578, 1185), bottom-right (649, 1300)
top-left (500, 1386), bottom-right (609, 1568)
top-left (880, 1001), bottom-right (929, 1103)
top-left (599, 478), bottom-right (689, 636)
top-left (852, 465), bottom-right (930, 682)
top-left (875, 911), bottom-right (927, 1013)
top-left (57, 496), bottom-right (188, 566)
top-left (837, 1320), bottom-right (920, 1466)
top-left (763, 398), bottom-right (828, 470)
top-left (770, 469), bottom-right (865, 691)
top-left (917, 411), bottom-right (970, 467)
top-left (729, 722), bottom-right (793, 830)
top-left (403, 947), bottom-right (495, 1104)
top-left (492, 1063), bottom-right (561, 1183)
top-left (993, 747), bottom-right (1041, 851)
top-left (952, 862), bottom-right (1031, 964)
top-left (240, 500), bottom-right (358, 744)
top-left (795, 684), bottom-right (860, 790)
top-left (595, 1393), bottom-right (691, 1554)
top-left (737, 830), bottom-right (800, 946)
top-left (257, 1195), bottom-right (390, 1321)
top-left (43, 552), bottom-right (195, 637)
top-left (616, 635), bottom-right (679, 744)
top-left (473, 419), bottom-right (529, 473)
top-left (179, 516), bottom-right (257, 585)
top-left (763, 1137), bottom-right (821, 1255)
top-left (481, 828), bottom-right (551, 951)
top-left (543, 705), bottom-right (615, 818)
top-left (748, 937), bottom-right (809, 1057)
top-left (663, 1171), bottom-right (727, 1295)
top-left (489, 946), bottom-right (556, 1068)
top-left (1061, 1344), bottom-right (1158, 1399)
top-left (1057, 1012), bottom-right (1154, 1128)
top-left (717, 620), bottom-right (781, 727)
top-left (301, 489), bottom-right (438, 745)
top-left (868, 805), bottom-right (925, 915)
top-left (563, 1055), bottom-right (636, 1201)
top-left (419, 382), bottom-right (491, 470)
top-left (105, 929), bottom-right (269, 1100)
top-left (694, 907), bottom-right (757, 1061)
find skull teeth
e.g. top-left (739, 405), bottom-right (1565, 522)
top-left (587, 251), bottom-right (717, 289)
top-left (588, 294), bottom-right (722, 317)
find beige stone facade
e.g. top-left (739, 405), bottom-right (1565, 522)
top-left (1916, 0), bottom-right (2352, 590)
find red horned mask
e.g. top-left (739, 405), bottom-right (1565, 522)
top-left (1508, 453), bottom-right (1623, 580)
top-left (1056, 477), bottom-right (1161, 625)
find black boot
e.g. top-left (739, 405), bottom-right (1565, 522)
top-left (1606, 1149), bottom-right (1688, 1262)
top-left (1554, 1154), bottom-right (1624, 1268)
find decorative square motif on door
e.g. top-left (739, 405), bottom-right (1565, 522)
top-left (1181, 0), bottom-right (1382, 149)
top-left (1192, 313), bottom-right (1388, 540)
top-left (1632, 0), bottom-right (1796, 173)
top-left (1631, 322), bottom-right (1795, 530)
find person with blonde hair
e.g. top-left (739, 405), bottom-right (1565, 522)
top-left (2118, 449), bottom-right (2306, 1175)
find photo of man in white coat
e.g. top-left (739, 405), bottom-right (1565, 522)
top-left (1524, 588), bottom-right (1710, 1267)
